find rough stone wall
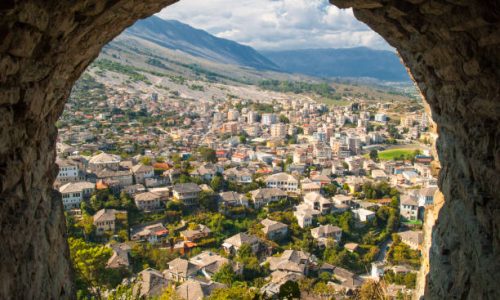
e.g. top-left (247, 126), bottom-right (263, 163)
top-left (0, 0), bottom-right (498, 299)
top-left (330, 0), bottom-right (500, 299)
top-left (0, 1), bottom-right (177, 299)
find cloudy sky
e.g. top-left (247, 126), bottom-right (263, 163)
top-left (157, 0), bottom-right (391, 51)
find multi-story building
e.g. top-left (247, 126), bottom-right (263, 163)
top-left (270, 123), bottom-right (287, 137)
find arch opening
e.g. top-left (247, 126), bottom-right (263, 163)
top-left (0, 0), bottom-right (498, 299)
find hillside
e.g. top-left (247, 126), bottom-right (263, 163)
top-left (262, 47), bottom-right (410, 82)
top-left (125, 16), bottom-right (279, 71)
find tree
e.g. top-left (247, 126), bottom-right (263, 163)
top-left (211, 175), bottom-right (224, 192)
top-left (199, 191), bottom-right (218, 212)
top-left (199, 147), bottom-right (217, 163)
top-left (68, 238), bottom-right (113, 298)
top-left (369, 149), bottom-right (379, 162)
top-left (322, 183), bottom-right (337, 197)
top-left (140, 156), bottom-right (152, 166)
top-left (312, 281), bottom-right (336, 300)
top-left (207, 284), bottom-right (257, 300)
top-left (159, 284), bottom-right (183, 300)
top-left (279, 114), bottom-right (290, 124)
top-left (359, 280), bottom-right (385, 300)
top-left (279, 280), bottom-right (301, 299)
top-left (212, 263), bottom-right (237, 286)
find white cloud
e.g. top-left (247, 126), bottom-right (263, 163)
top-left (157, 0), bottom-right (392, 51)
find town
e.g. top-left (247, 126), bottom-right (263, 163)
top-left (58, 73), bottom-right (436, 300)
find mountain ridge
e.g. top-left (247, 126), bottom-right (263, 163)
top-left (261, 47), bottom-right (410, 82)
top-left (125, 16), bottom-right (279, 71)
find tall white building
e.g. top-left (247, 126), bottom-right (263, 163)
top-left (261, 113), bottom-right (277, 126)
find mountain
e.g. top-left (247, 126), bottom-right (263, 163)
top-left (125, 16), bottom-right (279, 71)
top-left (261, 47), bottom-right (410, 82)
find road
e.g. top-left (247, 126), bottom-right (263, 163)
top-left (375, 236), bottom-right (393, 262)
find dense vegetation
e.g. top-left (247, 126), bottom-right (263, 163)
top-left (258, 79), bottom-right (336, 97)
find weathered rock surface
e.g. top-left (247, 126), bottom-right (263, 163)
top-left (330, 1), bottom-right (500, 299)
top-left (0, 0), bottom-right (498, 299)
top-left (0, 1), bottom-right (178, 299)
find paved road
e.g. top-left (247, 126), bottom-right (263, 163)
top-left (376, 236), bottom-right (393, 262)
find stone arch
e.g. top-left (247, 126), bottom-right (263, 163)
top-left (0, 0), bottom-right (498, 299)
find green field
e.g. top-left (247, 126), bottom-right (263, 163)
top-left (366, 148), bottom-right (421, 161)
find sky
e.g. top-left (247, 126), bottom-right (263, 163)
top-left (157, 0), bottom-right (391, 51)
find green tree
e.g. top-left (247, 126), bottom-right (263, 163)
top-left (199, 191), bottom-right (218, 212)
top-left (279, 280), bottom-right (301, 299)
top-left (211, 175), bottom-right (224, 192)
top-left (369, 149), bottom-right (379, 162)
top-left (140, 157), bottom-right (152, 166)
top-left (68, 238), bottom-right (113, 298)
top-left (212, 263), bottom-right (237, 286)
top-left (199, 147), bottom-right (217, 163)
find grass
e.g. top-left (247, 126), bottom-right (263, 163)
top-left (365, 148), bottom-right (421, 161)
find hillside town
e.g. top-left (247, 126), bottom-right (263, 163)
top-left (59, 76), bottom-right (436, 299)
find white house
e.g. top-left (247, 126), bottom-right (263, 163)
top-left (59, 181), bottom-right (95, 210)
top-left (131, 164), bottom-right (154, 184)
top-left (352, 208), bottom-right (376, 222)
top-left (417, 187), bottom-right (438, 207)
top-left (400, 195), bottom-right (419, 220)
top-left (56, 158), bottom-right (80, 184)
top-left (88, 152), bottom-right (121, 171)
top-left (294, 203), bottom-right (320, 228)
top-left (265, 172), bottom-right (298, 192)
top-left (303, 192), bottom-right (332, 214)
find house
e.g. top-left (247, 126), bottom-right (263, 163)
top-left (371, 169), bottom-right (388, 181)
top-left (223, 166), bottom-right (253, 183)
top-left (106, 243), bottom-right (131, 269)
top-left (55, 158), bottom-right (80, 184)
top-left (260, 218), bottom-right (288, 240)
top-left (190, 163), bottom-right (222, 181)
top-left (303, 192), bottom-right (333, 214)
top-left (329, 266), bottom-right (364, 294)
top-left (400, 195), bottom-right (419, 220)
top-left (250, 188), bottom-right (287, 208)
top-left (180, 224), bottom-right (211, 241)
top-left (260, 271), bottom-right (304, 298)
top-left (172, 183), bottom-right (201, 205)
top-left (352, 208), bottom-right (376, 222)
top-left (130, 164), bottom-right (154, 184)
top-left (310, 174), bottom-right (332, 186)
top-left (176, 279), bottom-right (225, 300)
top-left (123, 183), bottom-right (146, 195)
top-left (130, 223), bottom-right (168, 244)
top-left (300, 180), bottom-right (321, 194)
top-left (88, 152), bottom-right (121, 171)
top-left (398, 230), bottom-right (424, 250)
top-left (333, 194), bottom-right (354, 207)
top-left (134, 268), bottom-right (169, 298)
top-left (96, 168), bottom-right (133, 188)
top-left (265, 250), bottom-right (314, 275)
top-left (264, 172), bottom-right (299, 192)
top-left (344, 243), bottom-right (359, 253)
top-left (164, 258), bottom-right (200, 282)
top-left (59, 181), bottom-right (95, 210)
top-left (417, 187), bottom-right (438, 206)
top-left (134, 191), bottom-right (162, 211)
top-left (93, 209), bottom-right (126, 235)
top-left (218, 191), bottom-right (249, 208)
top-left (294, 203), bottom-right (320, 228)
top-left (189, 251), bottom-right (230, 279)
top-left (311, 224), bottom-right (342, 246)
top-left (222, 233), bottom-right (260, 254)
